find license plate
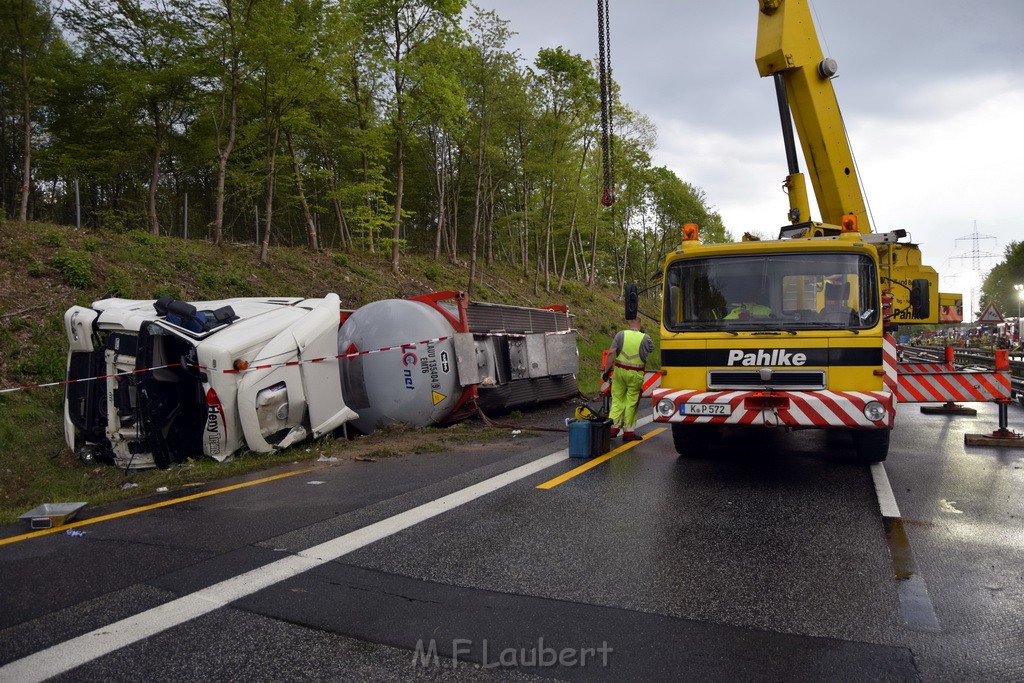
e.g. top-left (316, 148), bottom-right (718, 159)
top-left (682, 402), bottom-right (732, 416)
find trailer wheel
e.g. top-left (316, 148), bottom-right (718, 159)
top-left (672, 423), bottom-right (714, 458)
top-left (852, 429), bottom-right (890, 463)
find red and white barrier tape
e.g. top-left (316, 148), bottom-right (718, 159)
top-left (0, 363), bottom-right (184, 395)
top-left (0, 328), bottom-right (576, 393)
top-left (216, 335), bottom-right (453, 374)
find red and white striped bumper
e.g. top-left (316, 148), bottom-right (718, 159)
top-left (652, 388), bottom-right (894, 429)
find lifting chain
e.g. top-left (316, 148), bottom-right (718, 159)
top-left (597, 0), bottom-right (615, 206)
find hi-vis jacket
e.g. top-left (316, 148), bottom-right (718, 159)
top-left (614, 329), bottom-right (651, 372)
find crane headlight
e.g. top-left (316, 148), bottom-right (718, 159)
top-left (656, 398), bottom-right (678, 418)
top-left (863, 401), bottom-right (886, 422)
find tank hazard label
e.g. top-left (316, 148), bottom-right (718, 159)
top-left (404, 343), bottom-right (451, 403)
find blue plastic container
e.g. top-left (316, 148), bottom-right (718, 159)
top-left (568, 420), bottom-right (593, 458)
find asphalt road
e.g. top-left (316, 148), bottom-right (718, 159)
top-left (1, 401), bottom-right (1022, 681)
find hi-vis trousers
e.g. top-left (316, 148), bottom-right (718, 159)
top-left (609, 367), bottom-right (644, 431)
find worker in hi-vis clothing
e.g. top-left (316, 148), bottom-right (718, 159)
top-left (723, 281), bottom-right (772, 320)
top-left (602, 316), bottom-right (655, 442)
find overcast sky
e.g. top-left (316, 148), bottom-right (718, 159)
top-left (472, 0), bottom-right (1024, 319)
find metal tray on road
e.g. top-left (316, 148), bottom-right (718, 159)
top-left (19, 502), bottom-right (87, 529)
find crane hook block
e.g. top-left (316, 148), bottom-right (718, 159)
top-left (601, 189), bottom-right (616, 207)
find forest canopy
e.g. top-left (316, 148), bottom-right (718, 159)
top-left (0, 0), bottom-right (730, 293)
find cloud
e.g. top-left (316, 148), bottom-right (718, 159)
top-left (475, 0), bottom-right (1024, 317)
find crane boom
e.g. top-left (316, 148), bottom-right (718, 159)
top-left (755, 0), bottom-right (871, 233)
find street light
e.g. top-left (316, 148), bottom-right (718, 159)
top-left (1016, 283), bottom-right (1024, 347)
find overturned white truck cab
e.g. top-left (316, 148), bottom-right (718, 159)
top-left (63, 295), bottom-right (356, 469)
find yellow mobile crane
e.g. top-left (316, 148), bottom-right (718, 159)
top-left (647, 0), bottom-right (964, 462)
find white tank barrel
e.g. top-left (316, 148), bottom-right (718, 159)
top-left (338, 298), bottom-right (465, 434)
top-left (338, 293), bottom-right (580, 434)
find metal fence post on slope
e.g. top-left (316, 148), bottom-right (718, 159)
top-left (74, 179), bottom-right (81, 230)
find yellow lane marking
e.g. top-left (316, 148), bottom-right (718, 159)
top-left (0, 467), bottom-right (317, 547)
top-left (536, 428), bottom-right (666, 490)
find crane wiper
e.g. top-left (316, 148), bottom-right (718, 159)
top-left (797, 321), bottom-right (861, 334)
top-left (681, 323), bottom-right (738, 335)
top-left (734, 322), bottom-right (797, 335)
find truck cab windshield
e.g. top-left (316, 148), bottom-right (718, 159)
top-left (663, 252), bottom-right (879, 332)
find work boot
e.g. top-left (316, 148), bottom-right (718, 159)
top-left (609, 426), bottom-right (620, 438)
top-left (622, 432), bottom-right (642, 442)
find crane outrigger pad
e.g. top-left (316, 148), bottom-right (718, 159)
top-left (963, 401), bottom-right (1024, 447)
top-left (964, 432), bottom-right (1024, 447)
top-left (920, 403), bottom-right (977, 416)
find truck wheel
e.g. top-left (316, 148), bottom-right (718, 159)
top-left (852, 429), bottom-right (890, 463)
top-left (672, 423), bottom-right (713, 458)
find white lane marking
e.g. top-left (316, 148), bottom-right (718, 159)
top-left (0, 451), bottom-right (570, 683)
top-left (870, 462), bottom-right (901, 518)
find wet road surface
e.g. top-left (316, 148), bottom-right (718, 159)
top-left (1, 401), bottom-right (1022, 681)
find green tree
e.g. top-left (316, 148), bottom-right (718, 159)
top-left (461, 7), bottom-right (518, 297)
top-left (191, 0), bottom-right (260, 246)
top-left (246, 0), bottom-right (334, 261)
top-left (0, 0), bottom-right (61, 222)
top-left (529, 47), bottom-right (598, 293)
top-left (980, 241), bottom-right (1024, 319)
top-left (62, 0), bottom-right (202, 235)
top-left (353, 0), bottom-right (467, 275)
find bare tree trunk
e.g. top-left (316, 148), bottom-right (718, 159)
top-left (212, 145), bottom-right (230, 244)
top-left (327, 169), bottom-right (351, 250)
top-left (285, 129), bottom-right (319, 250)
top-left (557, 224), bottom-right (575, 291)
top-left (589, 177), bottom-right (601, 286)
top-left (148, 146), bottom-right (161, 235)
top-left (18, 70), bottom-right (30, 222)
top-left (259, 125), bottom-right (280, 264)
top-left (147, 108), bottom-right (162, 236)
top-left (391, 132), bottom-right (404, 274)
top-left (520, 180), bottom-right (529, 278)
top-left (533, 231), bottom-right (541, 296)
top-left (617, 214), bottom-right (628, 294)
top-left (212, 64), bottom-right (239, 246)
top-left (543, 180), bottom-right (554, 292)
top-left (432, 133), bottom-right (447, 260)
top-left (441, 194), bottom-right (453, 262)
top-left (467, 120), bottom-right (486, 298)
top-left (558, 140), bottom-right (589, 289)
top-left (333, 197), bottom-right (350, 249)
top-left (485, 178), bottom-right (495, 267)
top-left (447, 150), bottom-right (462, 263)
top-left (363, 154), bottom-right (375, 253)
top-left (576, 227), bottom-right (588, 281)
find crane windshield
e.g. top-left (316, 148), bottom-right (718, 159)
top-left (663, 252), bottom-right (879, 332)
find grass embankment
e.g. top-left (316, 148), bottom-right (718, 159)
top-left (0, 221), bottom-right (644, 525)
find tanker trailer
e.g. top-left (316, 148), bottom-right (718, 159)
top-left (337, 290), bottom-right (579, 434)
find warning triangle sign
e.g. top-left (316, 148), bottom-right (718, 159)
top-left (976, 302), bottom-right (1004, 323)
